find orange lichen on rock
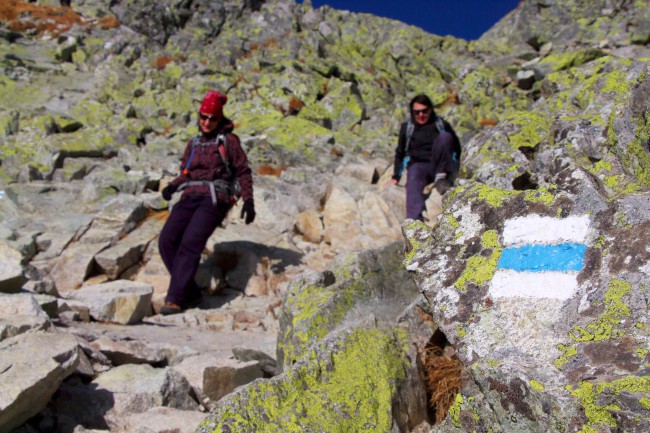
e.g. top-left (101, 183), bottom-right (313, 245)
top-left (0, 0), bottom-right (118, 37)
top-left (480, 118), bottom-right (499, 126)
top-left (256, 165), bottom-right (287, 176)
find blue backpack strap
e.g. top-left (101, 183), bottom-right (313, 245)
top-left (405, 118), bottom-right (415, 153)
top-left (183, 136), bottom-right (200, 176)
top-left (396, 119), bottom-right (415, 178)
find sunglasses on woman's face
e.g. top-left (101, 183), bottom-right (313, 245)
top-left (199, 113), bottom-right (218, 122)
top-left (412, 108), bottom-right (431, 116)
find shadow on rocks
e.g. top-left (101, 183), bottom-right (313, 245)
top-left (204, 240), bottom-right (304, 293)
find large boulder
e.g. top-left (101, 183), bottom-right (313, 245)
top-left (66, 280), bottom-right (153, 325)
top-left (196, 325), bottom-right (427, 433)
top-left (0, 294), bottom-right (52, 341)
top-left (0, 332), bottom-right (80, 433)
top-left (277, 241), bottom-right (419, 369)
top-left (403, 166), bottom-right (650, 432)
top-left (56, 364), bottom-right (199, 432)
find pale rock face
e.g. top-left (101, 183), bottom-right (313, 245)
top-left (0, 294), bottom-right (52, 341)
top-left (0, 241), bottom-right (27, 293)
top-left (322, 184), bottom-right (359, 227)
top-left (67, 280), bottom-right (153, 325)
top-left (295, 208), bottom-right (323, 243)
top-left (0, 332), bottom-right (80, 433)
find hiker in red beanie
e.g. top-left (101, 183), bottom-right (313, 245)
top-left (157, 90), bottom-right (255, 315)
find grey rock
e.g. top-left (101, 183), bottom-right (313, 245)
top-left (172, 354), bottom-right (263, 409)
top-left (277, 241), bottom-right (419, 369)
top-left (94, 218), bottom-right (164, 280)
top-left (516, 69), bottom-right (536, 90)
top-left (119, 407), bottom-right (205, 433)
top-left (67, 280), bottom-right (153, 325)
top-left (56, 364), bottom-right (198, 432)
top-left (232, 346), bottom-right (278, 377)
top-left (404, 167), bottom-right (650, 432)
top-left (0, 332), bottom-right (80, 433)
top-left (0, 293), bottom-right (52, 341)
top-left (49, 241), bottom-right (112, 295)
top-left (89, 336), bottom-right (168, 367)
top-left (0, 241), bottom-right (25, 294)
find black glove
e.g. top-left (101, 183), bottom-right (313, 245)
top-left (162, 184), bottom-right (177, 201)
top-left (240, 200), bottom-right (256, 224)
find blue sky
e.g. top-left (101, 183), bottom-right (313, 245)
top-left (298, 0), bottom-right (521, 40)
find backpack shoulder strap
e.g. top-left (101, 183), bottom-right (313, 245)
top-left (405, 118), bottom-right (415, 152)
top-left (183, 136), bottom-right (201, 175)
top-left (216, 133), bottom-right (232, 177)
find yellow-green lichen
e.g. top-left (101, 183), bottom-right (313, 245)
top-left (455, 230), bottom-right (502, 291)
top-left (504, 111), bottom-right (553, 149)
top-left (279, 279), bottom-right (361, 367)
top-left (530, 380), bottom-right (545, 391)
top-left (539, 49), bottom-right (606, 73)
top-left (199, 327), bottom-right (410, 433)
top-left (569, 279), bottom-right (631, 343)
top-left (470, 183), bottom-right (556, 208)
top-left (448, 393), bottom-right (464, 428)
top-left (402, 219), bottom-right (430, 263)
top-left (555, 343), bottom-right (578, 369)
top-left (624, 114), bottom-right (650, 186)
top-left (567, 376), bottom-right (650, 432)
top-left (446, 214), bottom-right (461, 230)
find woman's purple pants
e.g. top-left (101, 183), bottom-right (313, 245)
top-left (158, 196), bottom-right (229, 307)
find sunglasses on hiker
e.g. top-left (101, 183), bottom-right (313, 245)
top-left (412, 108), bottom-right (431, 116)
top-left (199, 113), bottom-right (219, 122)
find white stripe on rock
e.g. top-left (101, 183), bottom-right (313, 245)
top-left (490, 269), bottom-right (579, 300)
top-left (502, 215), bottom-right (590, 246)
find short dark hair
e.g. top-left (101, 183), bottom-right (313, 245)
top-left (409, 94), bottom-right (434, 112)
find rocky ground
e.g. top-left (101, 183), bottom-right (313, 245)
top-left (1, 0), bottom-right (649, 432)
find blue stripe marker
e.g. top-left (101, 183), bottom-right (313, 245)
top-left (497, 243), bottom-right (587, 272)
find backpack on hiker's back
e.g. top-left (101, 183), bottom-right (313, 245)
top-left (178, 134), bottom-right (242, 206)
top-left (397, 114), bottom-right (462, 180)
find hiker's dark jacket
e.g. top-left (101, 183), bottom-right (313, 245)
top-left (392, 117), bottom-right (460, 181)
top-left (168, 117), bottom-right (253, 204)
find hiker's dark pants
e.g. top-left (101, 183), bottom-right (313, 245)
top-left (406, 162), bottom-right (434, 221)
top-left (406, 132), bottom-right (459, 221)
top-left (431, 131), bottom-right (460, 181)
top-left (158, 196), bottom-right (229, 306)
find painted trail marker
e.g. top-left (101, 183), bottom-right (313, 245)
top-left (490, 215), bottom-right (590, 300)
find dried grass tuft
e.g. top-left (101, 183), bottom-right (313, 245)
top-left (421, 342), bottom-right (463, 424)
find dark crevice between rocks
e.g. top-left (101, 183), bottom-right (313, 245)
top-left (420, 328), bottom-right (463, 425)
top-left (512, 172), bottom-right (539, 190)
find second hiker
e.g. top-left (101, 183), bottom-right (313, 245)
top-left (158, 90), bottom-right (255, 315)
top-left (387, 94), bottom-right (461, 221)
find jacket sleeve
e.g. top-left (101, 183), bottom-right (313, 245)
top-left (392, 123), bottom-right (408, 180)
top-left (227, 134), bottom-right (254, 202)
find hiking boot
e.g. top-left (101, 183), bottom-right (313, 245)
top-left (160, 301), bottom-right (183, 315)
top-left (434, 179), bottom-right (453, 195)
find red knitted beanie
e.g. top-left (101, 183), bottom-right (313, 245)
top-left (200, 90), bottom-right (228, 117)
